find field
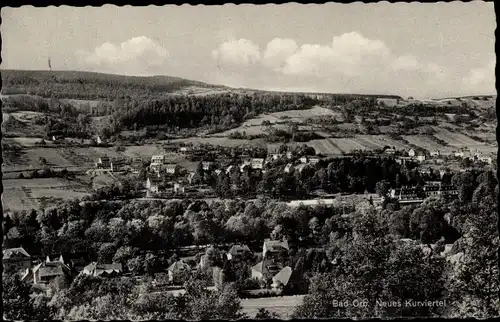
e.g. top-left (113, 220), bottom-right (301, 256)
top-left (270, 106), bottom-right (339, 121)
top-left (306, 135), bottom-right (411, 155)
top-left (2, 178), bottom-right (91, 212)
top-left (171, 137), bottom-right (267, 148)
top-left (240, 295), bottom-right (305, 318)
top-left (432, 126), bottom-right (496, 153)
top-left (402, 135), bottom-right (454, 154)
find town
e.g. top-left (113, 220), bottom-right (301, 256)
top-left (2, 3), bottom-right (498, 320)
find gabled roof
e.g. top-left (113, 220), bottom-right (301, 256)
top-left (264, 239), bottom-right (289, 252)
top-left (39, 266), bottom-right (66, 278)
top-left (272, 266), bottom-right (293, 286)
top-left (167, 261), bottom-right (191, 273)
top-left (3, 247), bottom-right (30, 260)
top-left (228, 244), bottom-right (251, 256)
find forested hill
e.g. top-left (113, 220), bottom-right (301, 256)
top-left (1, 69), bottom-right (224, 100)
top-left (1, 69), bottom-right (403, 101)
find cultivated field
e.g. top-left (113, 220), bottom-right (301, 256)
top-left (240, 295), bottom-right (305, 319)
top-left (432, 126), bottom-right (496, 153)
top-left (306, 135), bottom-right (411, 155)
top-left (270, 106), bottom-right (339, 121)
top-left (2, 178), bottom-right (90, 212)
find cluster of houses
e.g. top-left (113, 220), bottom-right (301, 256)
top-left (2, 247), bottom-right (124, 292)
top-left (390, 146), bottom-right (493, 166)
top-left (4, 236), bottom-right (300, 295)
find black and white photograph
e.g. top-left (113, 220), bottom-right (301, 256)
top-left (1, 2), bottom-right (498, 320)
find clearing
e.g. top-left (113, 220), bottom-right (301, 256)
top-left (240, 295), bottom-right (305, 319)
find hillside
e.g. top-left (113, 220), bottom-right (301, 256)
top-left (1, 69), bottom-right (227, 100)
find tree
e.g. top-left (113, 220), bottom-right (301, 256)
top-left (3, 273), bottom-right (34, 320)
top-left (376, 180), bottom-right (390, 197)
top-left (255, 308), bottom-right (280, 319)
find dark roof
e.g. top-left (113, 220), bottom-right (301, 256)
top-left (228, 244), bottom-right (251, 256)
top-left (167, 261), bottom-right (190, 273)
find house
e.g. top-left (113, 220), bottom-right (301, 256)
top-left (396, 157), bottom-right (413, 165)
top-left (384, 148), bottom-right (396, 155)
top-left (454, 147), bottom-right (472, 159)
top-left (251, 158), bottom-right (264, 170)
top-left (286, 152), bottom-right (293, 159)
top-left (226, 244), bottom-right (251, 260)
top-left (96, 156), bottom-right (111, 169)
top-left (165, 164), bottom-right (180, 175)
top-left (271, 266), bottom-right (293, 290)
top-left (146, 177), bottom-right (163, 195)
top-left (202, 161), bottom-right (213, 171)
top-left (430, 150), bottom-right (440, 157)
top-left (167, 260), bottom-right (191, 284)
top-left (263, 239), bottom-right (289, 259)
top-left (284, 163), bottom-right (294, 173)
top-left (417, 154), bottom-right (426, 163)
top-left (270, 153), bottom-right (283, 161)
top-left (174, 183), bottom-right (185, 194)
top-left (226, 165), bottom-right (234, 175)
top-left (479, 156), bottom-right (493, 165)
top-left (96, 135), bottom-right (103, 145)
top-left (151, 155), bottom-right (167, 165)
top-left (299, 156), bottom-right (308, 164)
top-left (309, 157), bottom-right (320, 165)
top-left (251, 261), bottom-right (282, 281)
top-left (82, 262), bottom-right (123, 277)
top-left (179, 146), bottom-right (189, 153)
top-left (240, 160), bottom-right (251, 172)
top-left (294, 163), bottom-right (307, 173)
top-left (187, 171), bottom-right (196, 184)
top-left (27, 255), bottom-right (71, 285)
top-left (3, 247), bottom-right (31, 272)
top-left (408, 149), bottom-right (416, 157)
top-left (214, 169), bottom-right (222, 176)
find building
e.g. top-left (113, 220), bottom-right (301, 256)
top-left (408, 149), bottom-right (416, 157)
top-left (202, 161), bottom-right (214, 171)
top-left (389, 187), bottom-right (421, 201)
top-left (167, 261), bottom-right (191, 284)
top-left (430, 150), bottom-right (440, 157)
top-left (240, 160), bottom-right (251, 172)
top-left (270, 153), bottom-right (283, 161)
top-left (151, 155), bottom-right (167, 165)
top-left (251, 261), bottom-right (281, 281)
top-left (251, 158), bottom-right (264, 170)
top-left (165, 164), bottom-right (180, 175)
top-left (417, 154), bottom-right (426, 163)
top-left (82, 262), bottom-right (123, 277)
top-left (384, 148), bottom-right (396, 155)
top-left (226, 165), bottom-right (234, 175)
top-left (96, 135), bottom-right (103, 145)
top-left (294, 163), bottom-right (307, 173)
top-left (226, 244), bottom-right (251, 261)
top-left (309, 157), bottom-right (320, 165)
top-left (3, 247), bottom-right (31, 273)
top-left (174, 183), bottom-right (185, 194)
top-left (300, 156), bottom-right (308, 164)
top-left (263, 239), bottom-right (289, 259)
top-left (479, 156), bottom-right (493, 165)
top-left (146, 177), bottom-right (163, 195)
top-left (96, 156), bottom-right (111, 169)
top-left (214, 169), bottom-right (222, 176)
top-left (424, 184), bottom-right (441, 198)
top-left (271, 266), bottom-right (293, 290)
top-left (27, 255), bottom-right (71, 285)
top-left (440, 185), bottom-right (459, 200)
top-left (396, 157), bottom-right (413, 165)
top-left (286, 152), bottom-right (293, 159)
top-left (284, 163), bottom-right (294, 173)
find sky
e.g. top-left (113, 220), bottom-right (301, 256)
top-left (1, 3), bottom-right (496, 99)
